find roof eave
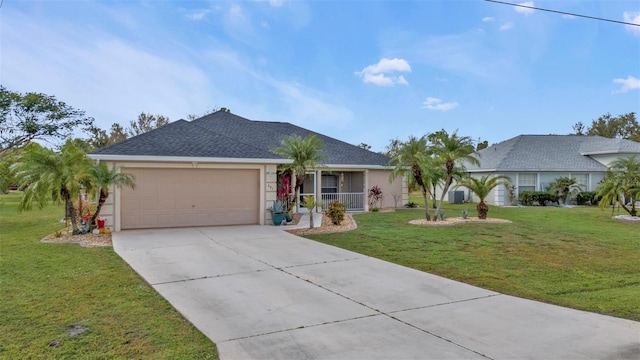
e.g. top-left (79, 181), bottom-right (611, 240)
top-left (87, 154), bottom-right (292, 164)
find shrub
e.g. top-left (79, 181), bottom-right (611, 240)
top-left (405, 201), bottom-right (418, 208)
top-left (325, 200), bottom-right (345, 225)
top-left (370, 207), bottom-right (380, 212)
top-left (368, 185), bottom-right (383, 208)
top-left (519, 191), bottom-right (559, 206)
top-left (577, 191), bottom-right (598, 206)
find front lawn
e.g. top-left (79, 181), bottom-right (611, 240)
top-left (306, 204), bottom-right (640, 321)
top-left (0, 193), bottom-right (218, 359)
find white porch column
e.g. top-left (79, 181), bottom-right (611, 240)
top-left (316, 170), bottom-right (322, 212)
top-left (364, 170), bottom-right (369, 212)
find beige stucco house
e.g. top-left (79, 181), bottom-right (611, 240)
top-left (88, 111), bottom-right (407, 231)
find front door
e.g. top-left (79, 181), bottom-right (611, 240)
top-left (298, 172), bottom-right (316, 213)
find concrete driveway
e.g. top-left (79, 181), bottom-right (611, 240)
top-left (113, 226), bottom-right (639, 359)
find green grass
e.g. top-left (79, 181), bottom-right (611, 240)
top-left (306, 203), bottom-right (640, 321)
top-left (0, 193), bottom-right (217, 359)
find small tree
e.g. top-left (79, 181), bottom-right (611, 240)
top-left (11, 141), bottom-right (90, 234)
top-left (368, 185), bottom-right (383, 209)
top-left (388, 136), bottom-right (434, 220)
top-left (430, 130), bottom-right (480, 221)
top-left (547, 177), bottom-right (584, 205)
top-left (273, 135), bottom-right (326, 211)
top-left (455, 175), bottom-right (511, 219)
top-left (303, 195), bottom-right (317, 229)
top-left (596, 156), bottom-right (640, 217)
top-left (81, 162), bottom-right (135, 230)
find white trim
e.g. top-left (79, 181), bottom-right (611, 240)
top-left (88, 154), bottom-right (291, 164)
top-left (580, 150), bottom-right (640, 156)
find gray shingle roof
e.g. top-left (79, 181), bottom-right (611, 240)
top-left (91, 111), bottom-right (391, 166)
top-left (90, 119), bottom-right (282, 159)
top-left (466, 135), bottom-right (640, 172)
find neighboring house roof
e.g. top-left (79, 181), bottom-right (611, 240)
top-left (466, 135), bottom-right (640, 172)
top-left (90, 111), bottom-right (391, 166)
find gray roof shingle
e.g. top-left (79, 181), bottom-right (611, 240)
top-left (467, 135), bottom-right (640, 172)
top-left (91, 111), bottom-right (391, 166)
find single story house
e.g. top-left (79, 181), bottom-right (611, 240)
top-left (456, 135), bottom-right (640, 206)
top-left (88, 111), bottom-right (407, 231)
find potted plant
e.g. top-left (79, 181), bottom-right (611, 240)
top-left (269, 200), bottom-right (285, 226)
top-left (277, 172), bottom-right (295, 224)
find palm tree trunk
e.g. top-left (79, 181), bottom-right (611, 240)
top-left (63, 188), bottom-right (80, 234)
top-left (477, 201), bottom-right (489, 220)
top-left (421, 186), bottom-right (431, 221)
top-left (434, 176), bottom-right (453, 221)
top-left (89, 188), bottom-right (107, 231)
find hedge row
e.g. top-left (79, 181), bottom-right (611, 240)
top-left (518, 191), bottom-right (599, 206)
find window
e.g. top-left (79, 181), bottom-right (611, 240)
top-left (321, 175), bottom-right (338, 194)
top-left (518, 173), bottom-right (537, 192)
top-left (571, 173), bottom-right (589, 191)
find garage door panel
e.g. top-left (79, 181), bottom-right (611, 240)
top-left (121, 168), bottom-right (259, 229)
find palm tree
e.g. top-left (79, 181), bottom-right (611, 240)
top-left (389, 136), bottom-right (435, 220)
top-left (547, 177), bottom-right (584, 205)
top-left (272, 134), bottom-right (326, 211)
top-left (597, 156), bottom-right (640, 217)
top-left (455, 175), bottom-right (511, 219)
top-left (11, 141), bottom-right (89, 234)
top-left (430, 130), bottom-right (480, 220)
top-left (81, 162), bottom-right (135, 230)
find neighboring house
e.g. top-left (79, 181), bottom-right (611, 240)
top-left (88, 111), bottom-right (407, 231)
top-left (456, 135), bottom-right (640, 206)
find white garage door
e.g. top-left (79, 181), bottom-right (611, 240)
top-left (121, 168), bottom-right (260, 229)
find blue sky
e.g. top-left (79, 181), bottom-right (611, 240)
top-left (2, 0), bottom-right (639, 152)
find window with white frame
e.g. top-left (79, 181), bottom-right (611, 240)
top-left (571, 173), bottom-right (589, 191)
top-left (518, 173), bottom-right (537, 192)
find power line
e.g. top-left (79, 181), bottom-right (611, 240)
top-left (485, 0), bottom-right (640, 27)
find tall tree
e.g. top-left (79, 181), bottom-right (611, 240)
top-left (0, 86), bottom-right (94, 158)
top-left (573, 112), bottom-right (640, 141)
top-left (596, 156), bottom-right (640, 217)
top-left (85, 122), bottom-right (128, 150)
top-left (127, 112), bottom-right (169, 137)
top-left (10, 141), bottom-right (90, 234)
top-left (455, 175), bottom-right (511, 219)
top-left (272, 135), bottom-right (326, 210)
top-left (80, 162), bottom-right (135, 230)
top-left (381, 138), bottom-right (402, 158)
top-left (388, 136), bottom-right (434, 220)
top-left (430, 130), bottom-right (480, 220)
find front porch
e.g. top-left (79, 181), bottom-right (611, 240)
top-left (299, 171), bottom-right (366, 212)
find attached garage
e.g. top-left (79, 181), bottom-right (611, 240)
top-left (120, 168), bottom-right (260, 229)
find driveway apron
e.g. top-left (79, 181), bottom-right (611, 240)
top-left (113, 226), bottom-right (640, 360)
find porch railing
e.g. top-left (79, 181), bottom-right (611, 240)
top-left (321, 192), bottom-right (365, 211)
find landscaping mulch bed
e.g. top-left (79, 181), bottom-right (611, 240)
top-left (286, 213), bottom-right (357, 236)
top-left (41, 230), bottom-right (112, 247)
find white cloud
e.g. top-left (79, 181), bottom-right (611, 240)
top-left (261, 21), bottom-right (270, 28)
top-left (482, 16), bottom-right (495, 22)
top-left (269, 0), bottom-right (284, 7)
top-left (422, 97), bottom-right (459, 111)
top-left (500, 22), bottom-right (514, 31)
top-left (623, 12), bottom-right (640, 36)
top-left (355, 58), bottom-right (411, 86)
top-left (613, 76), bottom-right (640, 93)
top-left (186, 10), bottom-right (211, 21)
top-left (515, 1), bottom-right (535, 15)
top-left (228, 4), bottom-right (246, 24)
top-left (562, 14), bottom-right (576, 19)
